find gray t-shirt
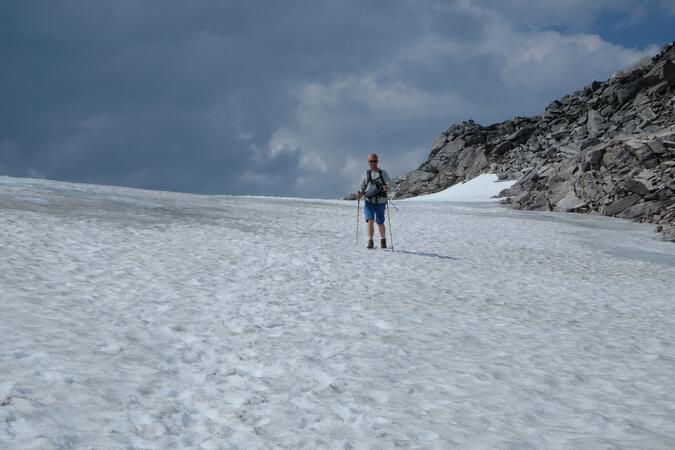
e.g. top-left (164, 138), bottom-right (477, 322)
top-left (360, 169), bottom-right (392, 204)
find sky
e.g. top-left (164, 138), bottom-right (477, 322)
top-left (1, 1), bottom-right (674, 198)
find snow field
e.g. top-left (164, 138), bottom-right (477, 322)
top-left (1, 176), bottom-right (675, 449)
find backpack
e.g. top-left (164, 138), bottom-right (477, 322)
top-left (365, 169), bottom-right (386, 201)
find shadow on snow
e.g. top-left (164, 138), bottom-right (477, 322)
top-left (390, 249), bottom-right (459, 260)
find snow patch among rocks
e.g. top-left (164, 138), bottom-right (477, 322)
top-left (404, 173), bottom-right (516, 202)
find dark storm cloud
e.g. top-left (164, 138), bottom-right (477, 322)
top-left (0, 1), bottom-right (673, 197)
top-left (0, 0), bottom-right (429, 194)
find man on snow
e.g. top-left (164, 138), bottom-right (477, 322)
top-left (358, 153), bottom-right (392, 249)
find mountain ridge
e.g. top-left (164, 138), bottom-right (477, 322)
top-left (393, 41), bottom-right (675, 241)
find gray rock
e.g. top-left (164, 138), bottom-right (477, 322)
top-left (624, 140), bottom-right (656, 162)
top-left (544, 145), bottom-right (559, 158)
top-left (559, 146), bottom-right (578, 157)
top-left (580, 137), bottom-right (600, 150)
top-left (507, 127), bottom-right (533, 143)
top-left (624, 179), bottom-right (653, 196)
top-left (618, 200), bottom-right (670, 219)
top-left (647, 140), bottom-right (667, 154)
top-left (602, 145), bottom-right (633, 168)
top-left (643, 59), bottom-right (675, 85)
top-left (430, 135), bottom-right (448, 153)
top-left (639, 106), bottom-right (657, 122)
top-left (603, 195), bottom-right (641, 215)
top-left (494, 141), bottom-right (513, 155)
top-left (551, 129), bottom-right (570, 140)
top-left (555, 190), bottom-right (583, 212)
top-left (391, 41), bottom-right (675, 241)
top-left (648, 81), bottom-right (670, 96)
top-left (545, 100), bottom-right (562, 113)
top-left (587, 110), bottom-right (609, 137)
top-left (600, 89), bottom-right (618, 106)
top-left (585, 147), bottom-right (605, 170)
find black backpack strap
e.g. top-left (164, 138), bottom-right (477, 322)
top-left (379, 170), bottom-right (385, 202)
top-left (367, 169), bottom-right (372, 184)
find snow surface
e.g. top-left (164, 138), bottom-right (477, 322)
top-left (404, 173), bottom-right (517, 202)
top-left (1, 175), bottom-right (675, 449)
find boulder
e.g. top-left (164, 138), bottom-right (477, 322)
top-left (639, 107), bottom-right (657, 122)
top-left (624, 179), bottom-right (653, 196)
top-left (430, 135), bottom-right (448, 154)
top-left (647, 140), bottom-right (667, 154)
top-left (579, 137), bottom-right (600, 150)
top-left (585, 147), bottom-right (605, 171)
top-left (603, 195), bottom-right (641, 216)
top-left (493, 141), bottom-right (513, 155)
top-left (616, 79), bottom-right (643, 104)
top-left (618, 200), bottom-right (670, 219)
top-left (507, 126), bottom-right (534, 143)
top-left (627, 141), bottom-right (659, 166)
top-left (643, 59), bottom-right (675, 85)
top-left (555, 190), bottom-right (583, 212)
top-left (551, 129), bottom-right (571, 140)
top-left (602, 145), bottom-right (634, 168)
top-left (545, 100), bottom-right (563, 113)
top-left (587, 110), bottom-right (609, 137)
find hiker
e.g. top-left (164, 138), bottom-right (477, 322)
top-left (358, 153), bottom-right (392, 249)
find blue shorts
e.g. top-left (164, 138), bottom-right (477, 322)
top-left (364, 201), bottom-right (386, 225)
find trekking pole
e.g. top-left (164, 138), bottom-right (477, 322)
top-left (386, 201), bottom-right (394, 251)
top-left (355, 195), bottom-right (361, 245)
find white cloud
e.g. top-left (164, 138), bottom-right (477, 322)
top-left (481, 28), bottom-right (656, 93)
top-left (260, 0), bottom-right (663, 197)
top-left (295, 75), bottom-right (468, 120)
top-left (268, 128), bottom-right (300, 157)
top-left (265, 74), bottom-right (471, 196)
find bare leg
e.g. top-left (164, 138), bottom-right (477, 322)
top-left (378, 223), bottom-right (386, 238)
top-left (367, 220), bottom-right (375, 239)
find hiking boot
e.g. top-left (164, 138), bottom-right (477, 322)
top-left (380, 238), bottom-right (387, 249)
top-left (367, 239), bottom-right (374, 249)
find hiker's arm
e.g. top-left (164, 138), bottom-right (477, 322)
top-left (383, 170), bottom-right (392, 191)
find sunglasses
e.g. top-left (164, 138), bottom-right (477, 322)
top-left (368, 160), bottom-right (378, 163)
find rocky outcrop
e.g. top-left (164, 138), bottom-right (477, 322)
top-left (393, 42), bottom-right (675, 241)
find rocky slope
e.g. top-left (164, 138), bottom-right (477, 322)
top-left (393, 42), bottom-right (675, 241)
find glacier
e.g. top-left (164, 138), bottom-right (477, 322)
top-left (1, 175), bottom-right (675, 449)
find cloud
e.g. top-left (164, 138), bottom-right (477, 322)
top-left (265, 74), bottom-right (470, 196)
top-left (0, 0), bottom-right (669, 198)
top-left (464, 17), bottom-right (659, 100)
top-left (265, 5), bottom-right (658, 197)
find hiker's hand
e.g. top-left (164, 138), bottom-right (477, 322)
top-left (383, 185), bottom-right (388, 192)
